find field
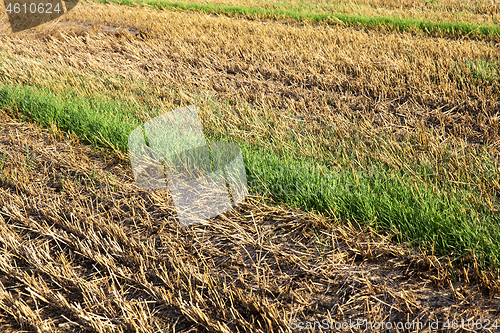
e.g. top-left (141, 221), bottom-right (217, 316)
top-left (100, 0), bottom-right (500, 37)
top-left (0, 0), bottom-right (500, 331)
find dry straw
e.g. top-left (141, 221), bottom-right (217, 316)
top-left (0, 2), bottom-right (499, 330)
top-left (0, 106), bottom-right (498, 331)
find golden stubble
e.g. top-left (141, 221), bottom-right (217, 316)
top-left (0, 2), bottom-right (499, 207)
top-left (0, 109), bottom-right (498, 332)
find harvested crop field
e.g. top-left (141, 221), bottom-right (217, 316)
top-left (109, 0), bottom-right (500, 29)
top-left (1, 0), bottom-right (500, 331)
top-left (1, 1), bottom-right (500, 147)
top-left (0, 109), bottom-right (498, 332)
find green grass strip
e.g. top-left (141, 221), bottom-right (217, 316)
top-left (0, 85), bottom-right (141, 152)
top-left (0, 81), bottom-right (499, 276)
top-left (96, 0), bottom-right (500, 39)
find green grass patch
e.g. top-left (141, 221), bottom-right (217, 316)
top-left (0, 84), bottom-right (141, 152)
top-left (459, 58), bottom-right (500, 83)
top-left (95, 0), bottom-right (500, 39)
top-left (242, 142), bottom-right (500, 267)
